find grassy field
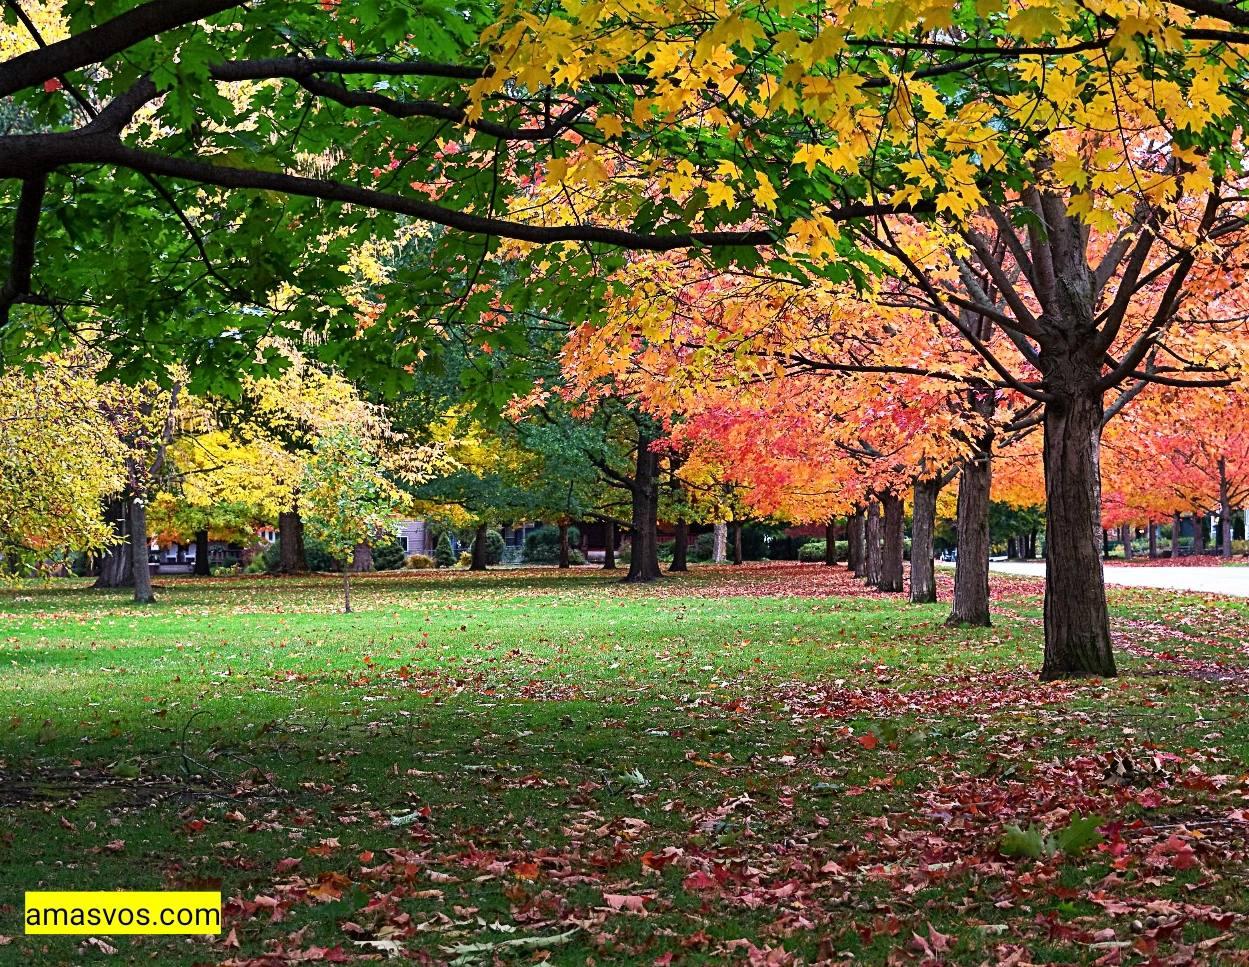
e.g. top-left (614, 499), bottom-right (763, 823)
top-left (1, 564), bottom-right (1247, 965)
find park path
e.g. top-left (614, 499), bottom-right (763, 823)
top-left (989, 561), bottom-right (1249, 598)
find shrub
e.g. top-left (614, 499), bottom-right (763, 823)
top-left (434, 532), bottom-right (456, 568)
top-left (371, 539), bottom-right (406, 571)
top-left (692, 532), bottom-right (716, 562)
top-left (523, 525), bottom-right (580, 564)
top-left (797, 541), bottom-right (826, 562)
top-left (457, 550), bottom-right (472, 567)
top-left (261, 536), bottom-right (341, 573)
top-left (767, 535), bottom-right (809, 560)
top-left (244, 556), bottom-right (268, 574)
top-left (484, 529), bottom-right (506, 565)
top-left (569, 549), bottom-right (586, 565)
top-left (658, 540), bottom-right (674, 562)
top-left (404, 553), bottom-right (434, 570)
top-left (211, 564), bottom-right (240, 577)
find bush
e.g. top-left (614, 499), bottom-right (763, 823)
top-left (523, 525), bottom-right (581, 564)
top-left (244, 556), bottom-right (268, 574)
top-left (371, 539), bottom-right (406, 571)
top-left (261, 536), bottom-right (341, 573)
top-left (405, 553), bottom-right (434, 570)
top-left (657, 540), bottom-right (674, 562)
top-left (569, 548), bottom-right (586, 565)
top-left (457, 550), bottom-right (472, 567)
top-left (484, 529), bottom-right (505, 565)
top-left (692, 532), bottom-right (716, 562)
top-left (767, 535), bottom-right (809, 560)
top-left (797, 541), bottom-right (826, 562)
top-left (434, 532), bottom-right (456, 568)
top-left (211, 564), bottom-right (240, 577)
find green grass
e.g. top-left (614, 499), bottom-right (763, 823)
top-left (1, 566), bottom-right (1247, 965)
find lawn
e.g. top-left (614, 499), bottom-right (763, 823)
top-left (1, 564), bottom-right (1247, 965)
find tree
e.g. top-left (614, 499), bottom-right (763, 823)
top-left (300, 428), bottom-right (405, 613)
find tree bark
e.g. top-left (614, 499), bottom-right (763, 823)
top-left (1120, 523), bottom-right (1133, 561)
top-left (94, 495), bottom-right (133, 588)
top-left (731, 520), bottom-right (743, 565)
top-left (864, 500), bottom-right (883, 587)
top-left (1148, 522), bottom-right (1158, 559)
top-left (1219, 457), bottom-right (1233, 559)
top-left (624, 427), bottom-right (662, 583)
top-left (130, 496), bottom-right (154, 604)
top-left (194, 528), bottom-right (210, 576)
top-left (910, 478), bottom-right (939, 604)
top-left (879, 491), bottom-right (904, 592)
top-left (712, 522), bottom-right (727, 563)
top-left (558, 521), bottom-right (571, 569)
top-left (1039, 384), bottom-right (1115, 680)
top-left (948, 440), bottom-right (992, 627)
top-left (470, 522), bottom-right (489, 571)
top-left (669, 519), bottom-right (689, 572)
top-left (824, 519), bottom-right (837, 566)
top-left (1171, 511), bottom-right (1181, 559)
top-left (351, 543), bottom-right (374, 572)
top-left (602, 520), bottom-right (616, 570)
top-left (278, 508), bottom-right (307, 573)
top-left (848, 509), bottom-right (865, 577)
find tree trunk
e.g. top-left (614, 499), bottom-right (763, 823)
top-left (1171, 512), bottom-right (1181, 559)
top-left (1007, 536), bottom-right (1018, 560)
top-left (342, 568), bottom-right (352, 613)
top-left (1148, 522), bottom-right (1158, 559)
top-left (864, 501), bottom-right (883, 587)
top-left (824, 519), bottom-right (836, 566)
top-left (712, 522), bottom-right (727, 563)
top-left (470, 522), bottom-right (489, 571)
top-left (669, 520), bottom-right (689, 572)
top-left (558, 521), bottom-right (571, 569)
top-left (624, 428), bottom-right (662, 583)
top-left (1120, 523), bottom-right (1133, 561)
top-left (879, 491), bottom-right (904, 592)
top-left (948, 446), bottom-right (992, 627)
top-left (278, 509), bottom-right (307, 573)
top-left (602, 520), bottom-right (616, 570)
top-left (1039, 385), bottom-right (1115, 680)
top-left (194, 529), bottom-right (210, 576)
top-left (130, 497), bottom-right (154, 604)
top-left (731, 521), bottom-right (743, 565)
top-left (910, 478), bottom-right (939, 604)
top-left (1219, 458), bottom-right (1233, 559)
top-left (351, 543), bottom-right (374, 572)
top-left (848, 510), bottom-right (865, 577)
top-left (1028, 529), bottom-right (1038, 559)
top-left (94, 495), bottom-right (133, 588)
top-left (1194, 511), bottom-right (1206, 554)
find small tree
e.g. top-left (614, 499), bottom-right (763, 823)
top-left (300, 430), bottom-right (403, 613)
top-left (434, 532), bottom-right (456, 568)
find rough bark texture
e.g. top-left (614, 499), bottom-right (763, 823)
top-left (669, 520), bottom-right (689, 572)
top-left (1194, 512), bottom-right (1206, 554)
top-left (194, 528), bottom-right (210, 576)
top-left (879, 492), bottom-right (904, 592)
top-left (1039, 383), bottom-right (1116, 680)
top-left (1120, 523), bottom-right (1133, 561)
top-left (1148, 523), bottom-right (1158, 559)
top-left (910, 478), bottom-right (939, 604)
top-left (731, 521), bottom-right (743, 565)
top-left (130, 497), bottom-right (154, 604)
top-left (824, 520), bottom-right (836, 566)
top-left (94, 495), bottom-right (133, 588)
top-left (864, 501), bottom-right (883, 587)
top-left (712, 522), bottom-right (727, 563)
top-left (1219, 458), bottom-right (1233, 559)
top-left (351, 543), bottom-right (374, 572)
top-left (602, 520), bottom-right (616, 570)
top-left (470, 522), bottom-right (489, 571)
top-left (848, 510), bottom-right (865, 578)
top-left (278, 509), bottom-right (307, 573)
top-left (624, 427), bottom-right (662, 583)
top-left (1171, 512), bottom-right (1181, 559)
top-left (558, 521), bottom-right (571, 570)
top-left (948, 396), bottom-right (993, 627)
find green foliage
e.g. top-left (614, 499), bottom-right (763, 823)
top-left (484, 529), bottom-right (506, 566)
top-left (771, 535), bottom-right (811, 560)
top-left (371, 540), bottom-right (406, 572)
top-left (261, 537), bottom-right (341, 574)
top-left (797, 541), bottom-right (826, 562)
top-left (524, 525), bottom-right (581, 564)
top-left (1000, 814), bottom-right (1104, 861)
top-left (434, 533), bottom-right (456, 568)
top-left (1000, 824), bottom-right (1050, 860)
top-left (405, 554), bottom-right (435, 570)
top-left (1054, 813), bottom-right (1105, 856)
top-left (692, 532), bottom-right (717, 562)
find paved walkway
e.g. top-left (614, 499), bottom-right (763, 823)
top-left (989, 561), bottom-right (1249, 598)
